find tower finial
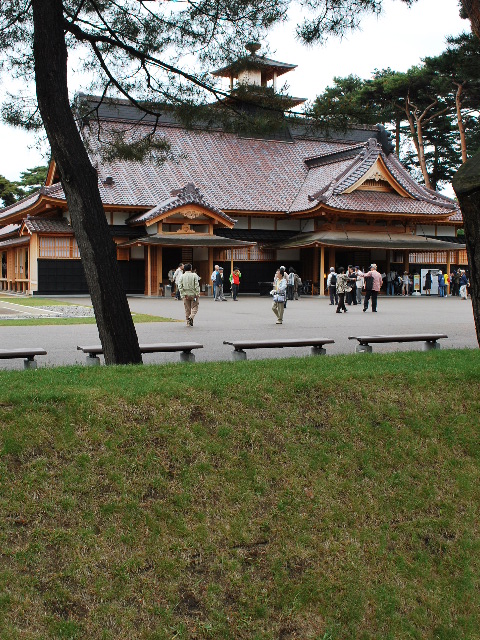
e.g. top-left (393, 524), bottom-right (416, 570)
top-left (245, 42), bottom-right (261, 55)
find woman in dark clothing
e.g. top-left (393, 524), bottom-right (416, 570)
top-left (335, 267), bottom-right (355, 313)
top-left (424, 271), bottom-right (432, 296)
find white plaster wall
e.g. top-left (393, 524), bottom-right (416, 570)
top-left (277, 219), bottom-right (301, 231)
top-left (146, 225), bottom-right (157, 235)
top-left (62, 211), bottom-right (71, 224)
top-left (251, 217), bottom-right (275, 230)
top-left (436, 226), bottom-right (456, 237)
top-left (233, 217), bottom-right (249, 229)
top-left (300, 219), bottom-right (315, 232)
top-left (277, 249), bottom-right (301, 261)
top-left (112, 211), bottom-right (128, 225)
top-left (416, 225), bottom-right (435, 236)
top-left (131, 246), bottom-right (145, 260)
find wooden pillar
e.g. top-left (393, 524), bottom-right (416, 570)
top-left (446, 251), bottom-right (451, 295)
top-left (157, 246), bottom-right (163, 295)
top-left (313, 245), bottom-right (319, 294)
top-left (230, 249), bottom-right (234, 275)
top-left (147, 245), bottom-right (152, 296)
top-left (320, 244), bottom-right (325, 296)
top-left (403, 249), bottom-right (409, 275)
top-left (329, 247), bottom-right (336, 270)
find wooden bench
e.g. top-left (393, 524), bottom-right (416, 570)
top-left (348, 333), bottom-right (448, 353)
top-left (77, 342), bottom-right (203, 365)
top-left (0, 348), bottom-right (47, 369)
top-left (223, 338), bottom-right (335, 360)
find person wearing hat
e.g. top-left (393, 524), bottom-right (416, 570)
top-left (363, 264), bottom-right (383, 312)
top-left (459, 270), bottom-right (469, 299)
top-left (214, 267), bottom-right (227, 301)
top-left (326, 267), bottom-right (338, 306)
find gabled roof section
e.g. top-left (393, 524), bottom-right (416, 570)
top-left (127, 183), bottom-right (236, 227)
top-left (21, 217), bottom-right (73, 235)
top-left (0, 223), bottom-right (21, 239)
top-left (289, 138), bottom-right (460, 217)
top-left (211, 55), bottom-right (296, 80)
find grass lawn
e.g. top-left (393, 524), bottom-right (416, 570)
top-left (0, 350), bottom-right (479, 639)
top-left (0, 298), bottom-right (175, 325)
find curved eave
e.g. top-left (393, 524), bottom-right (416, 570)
top-left (0, 194), bottom-right (67, 225)
top-left (288, 202), bottom-right (457, 222)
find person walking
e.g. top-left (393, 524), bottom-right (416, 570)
top-left (363, 264), bottom-right (383, 312)
top-left (168, 267), bottom-right (176, 297)
top-left (327, 267), bottom-right (338, 306)
top-left (355, 266), bottom-right (364, 305)
top-left (293, 272), bottom-right (301, 300)
top-left (459, 270), bottom-right (469, 299)
top-left (424, 270), bottom-right (432, 295)
top-left (345, 265), bottom-right (357, 305)
top-left (173, 263), bottom-right (184, 300)
top-left (386, 269), bottom-right (396, 296)
top-left (335, 267), bottom-right (355, 313)
top-left (230, 267), bottom-right (241, 301)
top-left (437, 271), bottom-right (446, 297)
top-left (214, 267), bottom-right (227, 301)
top-left (287, 267), bottom-right (295, 301)
top-left (402, 272), bottom-right (410, 296)
top-left (178, 263), bottom-right (200, 326)
top-left (210, 265), bottom-right (219, 298)
top-left (271, 269), bottom-right (287, 324)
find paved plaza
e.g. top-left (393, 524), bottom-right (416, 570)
top-left (0, 294), bottom-right (477, 369)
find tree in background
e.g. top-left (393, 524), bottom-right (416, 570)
top-left (0, 166), bottom-right (49, 207)
top-left (0, 175), bottom-right (22, 207)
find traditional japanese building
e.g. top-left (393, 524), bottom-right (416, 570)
top-left (0, 45), bottom-right (465, 296)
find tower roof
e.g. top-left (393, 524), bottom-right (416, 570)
top-left (211, 43), bottom-right (297, 82)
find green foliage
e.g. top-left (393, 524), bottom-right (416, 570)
top-left (0, 174), bottom-right (22, 207)
top-left (311, 33), bottom-right (480, 190)
top-left (0, 349), bottom-right (479, 638)
top-left (0, 166), bottom-right (48, 206)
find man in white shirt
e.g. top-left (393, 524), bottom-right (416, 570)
top-left (326, 267), bottom-right (338, 305)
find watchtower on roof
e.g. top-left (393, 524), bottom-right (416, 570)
top-left (211, 43), bottom-right (305, 107)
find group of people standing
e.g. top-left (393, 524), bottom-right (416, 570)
top-left (330, 264), bottom-right (383, 313)
top-left (210, 265), bottom-right (242, 301)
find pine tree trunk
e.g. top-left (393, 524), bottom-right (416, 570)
top-left (452, 152), bottom-right (480, 348)
top-left (414, 117), bottom-right (433, 191)
top-left (32, 0), bottom-right (142, 364)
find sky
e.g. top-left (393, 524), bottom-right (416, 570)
top-left (0, 0), bottom-right (467, 181)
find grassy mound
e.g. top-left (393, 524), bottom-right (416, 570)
top-left (0, 350), bottom-right (479, 639)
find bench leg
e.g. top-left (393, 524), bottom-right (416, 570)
top-left (311, 347), bottom-right (326, 356)
top-left (423, 341), bottom-right (440, 351)
top-left (232, 349), bottom-right (247, 361)
top-left (356, 344), bottom-right (372, 353)
top-left (24, 358), bottom-right (37, 370)
top-left (180, 351), bottom-right (195, 363)
top-left (85, 355), bottom-right (101, 366)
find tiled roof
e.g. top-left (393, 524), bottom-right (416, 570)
top-left (127, 183), bottom-right (235, 225)
top-left (272, 230), bottom-right (466, 251)
top-left (0, 236), bottom-right (30, 249)
top-left (120, 234), bottom-right (255, 247)
top-left (292, 139), bottom-right (459, 217)
top-left (448, 210), bottom-right (463, 222)
top-left (80, 121), bottom-right (359, 213)
top-left (0, 223), bottom-right (21, 238)
top-left (23, 217), bottom-right (73, 233)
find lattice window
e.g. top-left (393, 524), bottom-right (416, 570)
top-left (457, 249), bottom-right (468, 265)
top-left (225, 247), bottom-right (275, 261)
top-left (39, 236), bottom-right (80, 259)
top-left (409, 251), bottom-right (447, 264)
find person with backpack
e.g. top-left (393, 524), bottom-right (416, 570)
top-left (327, 267), bottom-right (338, 306)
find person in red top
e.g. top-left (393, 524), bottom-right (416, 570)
top-left (363, 264), bottom-right (384, 312)
top-left (230, 268), bottom-right (241, 301)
